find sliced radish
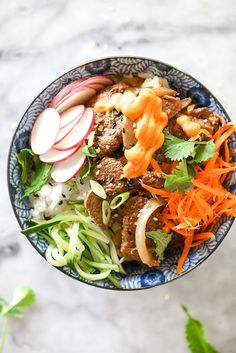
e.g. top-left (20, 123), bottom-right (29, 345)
top-left (56, 88), bottom-right (96, 114)
top-left (51, 149), bottom-right (86, 183)
top-left (40, 146), bottom-right (78, 164)
top-left (59, 105), bottom-right (85, 129)
top-left (30, 108), bottom-right (60, 155)
top-left (54, 114), bottom-right (82, 145)
top-left (84, 76), bottom-right (114, 86)
top-left (85, 83), bottom-right (104, 92)
top-left (49, 79), bottom-right (83, 108)
top-left (54, 108), bottom-right (95, 151)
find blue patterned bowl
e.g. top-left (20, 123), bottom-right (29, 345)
top-left (8, 57), bottom-right (236, 290)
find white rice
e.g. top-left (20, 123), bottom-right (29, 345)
top-left (30, 175), bottom-right (91, 221)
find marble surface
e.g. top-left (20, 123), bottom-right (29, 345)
top-left (0, 0), bottom-right (236, 352)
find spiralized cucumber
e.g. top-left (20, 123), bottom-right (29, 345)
top-left (22, 205), bottom-right (125, 288)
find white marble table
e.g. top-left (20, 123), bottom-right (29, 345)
top-left (0, 0), bottom-right (236, 352)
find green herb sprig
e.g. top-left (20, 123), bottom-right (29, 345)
top-left (0, 285), bottom-right (35, 352)
top-left (162, 130), bottom-right (216, 163)
top-left (182, 306), bottom-right (219, 353)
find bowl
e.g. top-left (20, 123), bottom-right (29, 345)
top-left (8, 56), bottom-right (236, 290)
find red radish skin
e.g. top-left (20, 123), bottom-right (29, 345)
top-left (30, 108), bottom-right (60, 155)
top-left (51, 76), bottom-right (113, 112)
top-left (40, 146), bottom-right (78, 164)
top-left (49, 79), bottom-right (83, 108)
top-left (59, 105), bottom-right (84, 129)
top-left (51, 149), bottom-right (87, 183)
top-left (56, 88), bottom-right (96, 114)
top-left (54, 108), bottom-right (95, 151)
top-left (85, 83), bottom-right (104, 92)
top-left (83, 76), bottom-right (114, 86)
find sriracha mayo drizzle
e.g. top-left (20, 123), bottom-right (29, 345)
top-left (94, 88), bottom-right (168, 178)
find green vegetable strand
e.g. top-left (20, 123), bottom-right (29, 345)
top-left (0, 317), bottom-right (9, 353)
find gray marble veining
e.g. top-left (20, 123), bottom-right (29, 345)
top-left (0, 0), bottom-right (236, 352)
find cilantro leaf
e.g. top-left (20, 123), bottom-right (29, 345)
top-left (146, 230), bottom-right (172, 261)
top-left (162, 130), bottom-right (216, 163)
top-left (17, 148), bottom-right (38, 186)
top-left (193, 141), bottom-right (216, 164)
top-left (1, 285), bottom-right (35, 317)
top-left (23, 162), bottom-right (52, 198)
top-left (162, 130), bottom-right (196, 161)
top-left (81, 144), bottom-right (97, 157)
top-left (182, 305), bottom-right (219, 353)
top-left (164, 160), bottom-right (195, 194)
top-left (17, 148), bottom-right (52, 198)
top-left (79, 157), bottom-right (92, 182)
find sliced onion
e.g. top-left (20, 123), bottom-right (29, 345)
top-left (135, 198), bottom-right (164, 267)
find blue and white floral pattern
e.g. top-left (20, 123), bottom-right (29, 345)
top-left (8, 57), bottom-right (236, 290)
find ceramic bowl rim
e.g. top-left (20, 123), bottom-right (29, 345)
top-left (7, 55), bottom-right (235, 291)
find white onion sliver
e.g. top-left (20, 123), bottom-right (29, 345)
top-left (135, 198), bottom-right (164, 266)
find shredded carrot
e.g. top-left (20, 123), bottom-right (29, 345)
top-left (193, 232), bottom-right (215, 241)
top-left (215, 126), bottom-right (236, 149)
top-left (176, 236), bottom-right (193, 274)
top-left (170, 160), bottom-right (179, 172)
top-left (141, 122), bottom-right (236, 274)
top-left (224, 140), bottom-right (230, 163)
top-left (141, 182), bottom-right (170, 197)
top-left (150, 158), bottom-right (162, 172)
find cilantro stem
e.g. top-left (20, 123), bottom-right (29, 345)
top-left (0, 316), bottom-right (10, 353)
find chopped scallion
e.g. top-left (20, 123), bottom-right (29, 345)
top-left (90, 180), bottom-right (107, 199)
top-left (102, 200), bottom-right (111, 225)
top-left (110, 192), bottom-right (130, 209)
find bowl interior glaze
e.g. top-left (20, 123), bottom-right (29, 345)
top-left (8, 57), bottom-right (236, 290)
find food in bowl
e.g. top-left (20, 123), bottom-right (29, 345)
top-left (17, 74), bottom-right (236, 288)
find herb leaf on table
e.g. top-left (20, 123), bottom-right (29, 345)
top-left (0, 285), bottom-right (35, 353)
top-left (182, 305), bottom-right (219, 353)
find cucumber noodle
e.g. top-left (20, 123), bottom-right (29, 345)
top-left (22, 205), bottom-right (124, 288)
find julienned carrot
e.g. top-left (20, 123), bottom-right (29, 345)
top-left (215, 126), bottom-right (236, 149)
top-left (141, 122), bottom-right (236, 274)
top-left (141, 182), bottom-right (169, 197)
top-left (193, 232), bottom-right (215, 240)
top-left (176, 236), bottom-right (193, 274)
top-left (191, 179), bottom-right (233, 198)
top-left (199, 166), bottom-right (236, 176)
top-left (150, 158), bottom-right (162, 172)
top-left (224, 140), bottom-right (230, 163)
